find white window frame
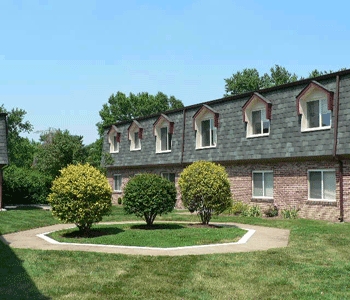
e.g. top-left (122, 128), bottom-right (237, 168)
top-left (246, 102), bottom-right (270, 138)
top-left (108, 132), bottom-right (120, 153)
top-left (155, 122), bottom-right (172, 153)
top-left (299, 90), bottom-right (331, 132)
top-left (252, 171), bottom-right (273, 199)
top-left (161, 172), bottom-right (176, 183)
top-left (113, 174), bottom-right (122, 192)
top-left (130, 130), bottom-right (141, 151)
top-left (195, 113), bottom-right (217, 149)
top-left (308, 169), bottom-right (336, 201)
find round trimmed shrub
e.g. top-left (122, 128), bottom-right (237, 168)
top-left (178, 161), bottom-right (232, 224)
top-left (48, 163), bottom-right (112, 234)
top-left (123, 173), bottom-right (177, 226)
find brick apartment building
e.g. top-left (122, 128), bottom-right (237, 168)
top-left (103, 70), bottom-right (350, 222)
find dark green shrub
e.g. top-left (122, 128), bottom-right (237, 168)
top-left (3, 165), bottom-right (51, 205)
top-left (123, 173), bottom-right (176, 226)
top-left (264, 204), bottom-right (279, 217)
top-left (48, 163), bottom-right (112, 234)
top-left (178, 161), bottom-right (232, 224)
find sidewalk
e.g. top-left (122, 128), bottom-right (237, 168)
top-left (0, 222), bottom-right (290, 256)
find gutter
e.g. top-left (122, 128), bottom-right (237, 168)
top-left (333, 75), bottom-right (344, 222)
top-left (180, 108), bottom-right (186, 164)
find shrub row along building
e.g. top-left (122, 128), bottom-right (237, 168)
top-left (103, 69), bottom-right (350, 222)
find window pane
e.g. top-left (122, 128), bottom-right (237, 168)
top-left (168, 133), bottom-right (172, 150)
top-left (252, 111), bottom-right (261, 134)
top-left (113, 136), bottom-right (118, 152)
top-left (309, 171), bottom-right (322, 199)
top-left (114, 175), bottom-right (122, 191)
top-left (320, 99), bottom-right (331, 127)
top-left (134, 132), bottom-right (140, 149)
top-left (161, 127), bottom-right (168, 151)
top-left (211, 124), bottom-right (217, 146)
top-left (263, 120), bottom-right (270, 134)
top-left (201, 119), bottom-right (211, 147)
top-left (264, 172), bottom-right (273, 197)
top-left (323, 171), bottom-right (336, 200)
top-left (307, 101), bottom-right (319, 128)
top-left (168, 173), bottom-right (175, 183)
top-left (253, 173), bottom-right (263, 197)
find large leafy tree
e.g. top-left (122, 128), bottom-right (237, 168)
top-left (224, 65), bottom-right (346, 96)
top-left (34, 129), bottom-right (87, 180)
top-left (97, 91), bottom-right (184, 136)
top-left (0, 105), bottom-right (36, 168)
top-left (224, 65), bottom-right (299, 96)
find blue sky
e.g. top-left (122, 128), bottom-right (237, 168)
top-left (1, 0), bottom-right (349, 145)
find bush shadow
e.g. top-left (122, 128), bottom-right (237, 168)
top-left (130, 223), bottom-right (185, 230)
top-left (62, 226), bottom-right (125, 238)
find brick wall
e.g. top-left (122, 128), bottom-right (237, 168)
top-left (107, 158), bottom-right (349, 222)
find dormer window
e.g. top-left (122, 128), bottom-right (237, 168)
top-left (243, 92), bottom-right (272, 138)
top-left (128, 120), bottom-right (143, 151)
top-left (296, 81), bottom-right (333, 132)
top-left (193, 104), bottom-right (219, 149)
top-left (107, 125), bottom-right (121, 153)
top-left (153, 114), bottom-right (174, 153)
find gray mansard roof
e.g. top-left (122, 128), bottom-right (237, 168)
top-left (0, 113), bottom-right (8, 166)
top-left (103, 70), bottom-right (350, 168)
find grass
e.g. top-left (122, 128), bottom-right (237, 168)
top-left (1, 206), bottom-right (350, 299)
top-left (48, 223), bottom-right (247, 247)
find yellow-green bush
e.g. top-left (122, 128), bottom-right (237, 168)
top-left (178, 161), bottom-right (232, 224)
top-left (48, 163), bottom-right (112, 233)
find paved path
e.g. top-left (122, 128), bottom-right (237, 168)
top-left (0, 222), bottom-right (290, 256)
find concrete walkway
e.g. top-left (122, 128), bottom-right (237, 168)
top-left (0, 222), bottom-right (290, 256)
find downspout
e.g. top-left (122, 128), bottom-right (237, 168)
top-left (180, 108), bottom-right (186, 164)
top-left (333, 75), bottom-right (344, 222)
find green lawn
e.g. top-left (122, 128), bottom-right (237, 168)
top-left (49, 223), bottom-right (246, 247)
top-left (1, 206), bottom-right (350, 299)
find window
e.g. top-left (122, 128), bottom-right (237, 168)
top-left (128, 120), bottom-right (143, 151)
top-left (306, 99), bottom-right (331, 129)
top-left (308, 170), bottom-right (336, 201)
top-left (153, 114), bottom-right (174, 153)
top-left (193, 105), bottom-right (219, 149)
top-left (161, 172), bottom-right (175, 183)
top-left (296, 81), bottom-right (333, 132)
top-left (160, 127), bottom-right (172, 151)
top-left (252, 171), bottom-right (273, 198)
top-left (242, 93), bottom-right (272, 138)
top-left (134, 132), bottom-right (140, 149)
top-left (108, 125), bottom-right (120, 153)
top-left (201, 118), bottom-right (217, 147)
top-left (113, 174), bottom-right (122, 192)
top-left (252, 109), bottom-right (270, 135)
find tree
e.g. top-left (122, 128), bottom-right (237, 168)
top-left (123, 173), bottom-right (177, 226)
top-left (225, 65), bottom-right (347, 96)
top-left (97, 91), bottom-right (184, 136)
top-left (34, 129), bottom-right (87, 180)
top-left (0, 105), bottom-right (35, 168)
top-left (48, 163), bottom-right (112, 234)
top-left (178, 161), bottom-right (232, 224)
top-left (3, 165), bottom-right (51, 205)
top-left (224, 65), bottom-right (299, 96)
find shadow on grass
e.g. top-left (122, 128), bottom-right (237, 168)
top-left (130, 223), bottom-right (185, 230)
top-left (61, 227), bottom-right (125, 238)
top-left (5, 206), bottom-right (43, 211)
top-left (0, 236), bottom-right (50, 300)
